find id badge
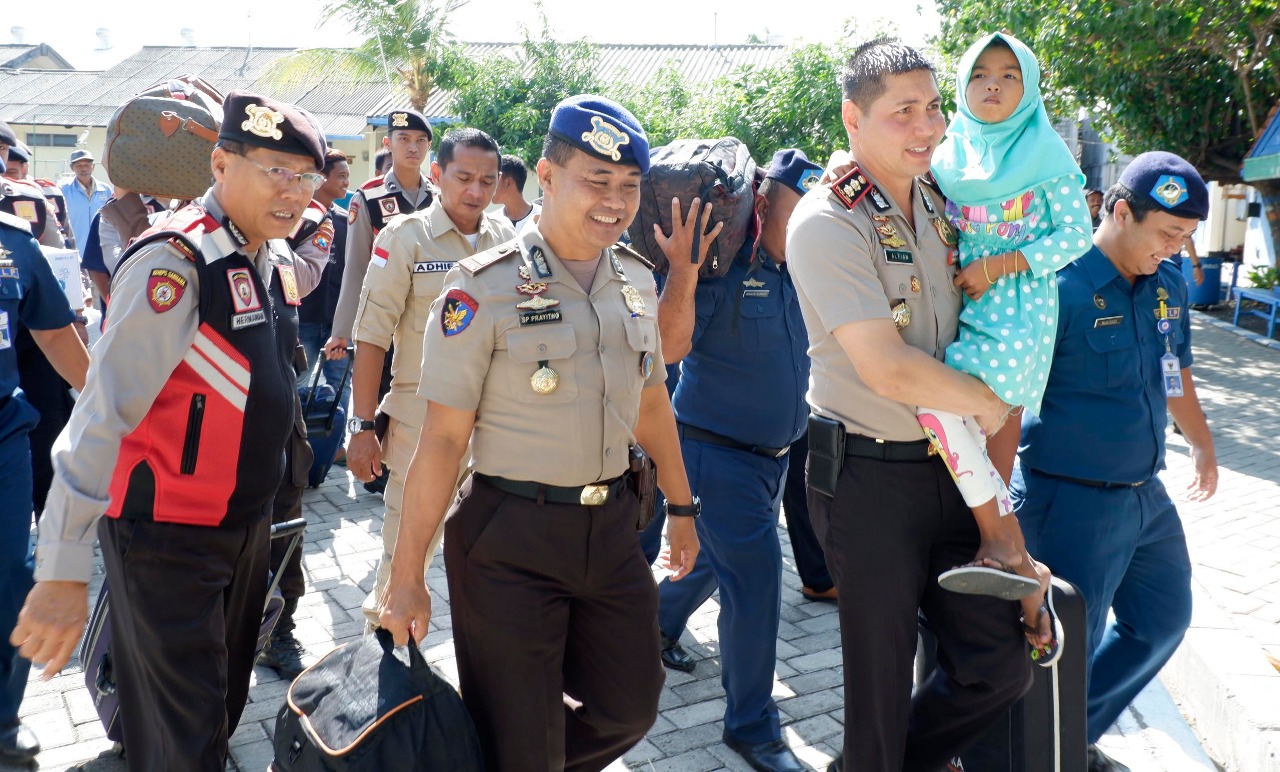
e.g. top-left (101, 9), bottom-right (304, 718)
top-left (0, 311), bottom-right (10, 350)
top-left (1161, 353), bottom-right (1183, 397)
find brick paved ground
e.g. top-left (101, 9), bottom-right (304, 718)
top-left (9, 314), bottom-right (1275, 771)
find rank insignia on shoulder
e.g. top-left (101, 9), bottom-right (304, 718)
top-left (830, 167), bottom-right (870, 211)
top-left (168, 237), bottom-right (198, 262)
top-left (869, 188), bottom-right (892, 212)
top-left (459, 240), bottom-right (520, 276)
top-left (612, 241), bottom-right (654, 271)
top-left (147, 268), bottom-right (188, 312)
top-left (441, 288), bottom-right (478, 336)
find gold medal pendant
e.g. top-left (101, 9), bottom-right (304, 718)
top-left (621, 285), bottom-right (647, 316)
top-left (531, 361), bottom-right (559, 394)
top-left (891, 301), bottom-right (911, 329)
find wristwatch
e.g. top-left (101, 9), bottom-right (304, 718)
top-left (664, 496), bottom-right (701, 518)
top-left (347, 417), bottom-right (376, 435)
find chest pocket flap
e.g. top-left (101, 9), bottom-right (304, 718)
top-left (625, 318), bottom-right (657, 352)
top-left (507, 324), bottom-right (577, 363)
top-left (0, 276), bottom-right (23, 301)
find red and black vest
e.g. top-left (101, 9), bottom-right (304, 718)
top-left (105, 205), bottom-right (301, 529)
top-left (354, 174), bottom-right (435, 234)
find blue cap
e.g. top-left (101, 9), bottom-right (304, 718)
top-left (765, 149), bottom-right (823, 198)
top-left (1117, 151), bottom-right (1208, 221)
top-left (548, 95), bottom-right (649, 174)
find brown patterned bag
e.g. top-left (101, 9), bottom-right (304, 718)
top-left (103, 76), bottom-right (225, 200)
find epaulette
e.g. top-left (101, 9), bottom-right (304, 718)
top-left (0, 210), bottom-right (32, 234)
top-left (830, 166), bottom-right (872, 211)
top-left (136, 205), bottom-right (216, 262)
top-left (359, 176), bottom-right (385, 191)
top-left (612, 240), bottom-right (655, 271)
top-left (458, 239), bottom-right (521, 276)
top-left (919, 172), bottom-right (942, 196)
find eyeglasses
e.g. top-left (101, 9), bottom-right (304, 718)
top-left (237, 155), bottom-right (326, 192)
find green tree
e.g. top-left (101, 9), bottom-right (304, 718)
top-left (934, 0), bottom-right (1280, 249)
top-left (445, 18), bottom-right (603, 164)
top-left (265, 0), bottom-right (467, 112)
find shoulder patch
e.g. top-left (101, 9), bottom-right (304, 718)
top-left (0, 211), bottom-right (32, 234)
top-left (830, 167), bottom-right (871, 211)
top-left (458, 240), bottom-right (521, 276)
top-left (612, 241), bottom-right (655, 271)
top-left (147, 268), bottom-right (188, 312)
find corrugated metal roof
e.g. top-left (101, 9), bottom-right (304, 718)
top-left (0, 42), bottom-right (786, 132)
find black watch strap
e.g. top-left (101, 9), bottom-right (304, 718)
top-left (665, 497), bottom-right (701, 518)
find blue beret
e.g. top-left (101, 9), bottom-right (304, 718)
top-left (219, 90), bottom-right (327, 170)
top-left (765, 149), bottom-right (823, 198)
top-left (1117, 151), bottom-right (1208, 221)
top-left (387, 109), bottom-right (432, 140)
top-left (548, 95), bottom-right (649, 174)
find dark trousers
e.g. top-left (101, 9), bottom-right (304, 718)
top-left (270, 395), bottom-right (312, 609)
top-left (783, 431), bottom-right (833, 592)
top-left (100, 513), bottom-right (271, 771)
top-left (808, 454), bottom-right (1032, 772)
top-left (655, 439), bottom-right (787, 744)
top-left (0, 398), bottom-right (38, 725)
top-left (444, 475), bottom-right (663, 772)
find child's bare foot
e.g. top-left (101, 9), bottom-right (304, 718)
top-left (1020, 558), bottom-right (1062, 666)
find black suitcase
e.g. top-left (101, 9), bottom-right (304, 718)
top-left (916, 577), bottom-right (1089, 772)
top-left (80, 518), bottom-right (308, 744)
top-left (299, 347), bottom-right (354, 488)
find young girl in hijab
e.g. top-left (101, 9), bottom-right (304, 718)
top-left (924, 31), bottom-right (1090, 663)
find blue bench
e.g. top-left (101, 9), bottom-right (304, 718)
top-left (1233, 287), bottom-right (1280, 339)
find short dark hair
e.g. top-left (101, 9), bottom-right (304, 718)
top-left (217, 139), bottom-right (247, 157)
top-left (500, 154), bottom-right (528, 191)
top-left (839, 37), bottom-right (937, 108)
top-left (1085, 188), bottom-right (1104, 198)
top-left (322, 148), bottom-right (348, 175)
top-left (437, 128), bottom-right (500, 169)
top-left (1103, 184), bottom-right (1161, 222)
top-left (374, 146), bottom-right (391, 174)
top-left (542, 134), bottom-right (577, 168)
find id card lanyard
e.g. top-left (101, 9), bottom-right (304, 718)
top-left (1155, 283), bottom-right (1183, 398)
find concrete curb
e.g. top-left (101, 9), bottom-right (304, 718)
top-left (1162, 579), bottom-right (1280, 772)
top-left (1190, 308), bottom-right (1280, 350)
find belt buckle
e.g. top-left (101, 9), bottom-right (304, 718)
top-left (580, 483), bottom-right (609, 506)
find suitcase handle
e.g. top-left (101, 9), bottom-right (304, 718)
top-left (265, 519), bottom-right (307, 612)
top-left (302, 346), bottom-right (355, 432)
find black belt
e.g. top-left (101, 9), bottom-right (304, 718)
top-left (476, 473), bottom-right (630, 506)
top-left (1030, 469), bottom-right (1146, 489)
top-left (677, 423), bottom-right (789, 459)
top-left (844, 434), bottom-right (936, 462)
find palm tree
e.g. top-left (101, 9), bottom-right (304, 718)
top-left (265, 0), bottom-right (467, 113)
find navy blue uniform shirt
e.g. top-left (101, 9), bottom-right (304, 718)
top-left (672, 252), bottom-right (810, 449)
top-left (0, 215), bottom-right (77, 400)
top-left (1020, 247), bottom-right (1192, 484)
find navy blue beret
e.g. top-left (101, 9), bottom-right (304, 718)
top-left (1117, 151), bottom-right (1208, 221)
top-left (765, 149), bottom-right (823, 198)
top-left (387, 109), bottom-right (432, 140)
top-left (8, 142), bottom-right (30, 163)
top-left (219, 90), bottom-right (327, 170)
top-left (548, 95), bottom-right (649, 174)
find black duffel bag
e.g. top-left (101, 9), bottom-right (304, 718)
top-left (271, 629), bottom-right (483, 771)
top-left (628, 137), bottom-right (758, 278)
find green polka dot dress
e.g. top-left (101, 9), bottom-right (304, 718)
top-left (943, 175), bottom-right (1091, 413)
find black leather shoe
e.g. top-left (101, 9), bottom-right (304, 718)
top-left (258, 629), bottom-right (308, 680)
top-left (659, 633), bottom-right (696, 673)
top-left (0, 721), bottom-right (40, 763)
top-left (723, 731), bottom-right (805, 772)
top-left (1088, 745), bottom-right (1131, 772)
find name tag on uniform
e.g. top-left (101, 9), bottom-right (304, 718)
top-left (413, 261), bottom-right (454, 273)
top-left (1093, 315), bottom-right (1124, 328)
top-left (1153, 306), bottom-right (1181, 320)
top-left (742, 289), bottom-right (770, 299)
top-left (885, 249), bottom-right (914, 264)
top-left (519, 309), bottom-right (562, 326)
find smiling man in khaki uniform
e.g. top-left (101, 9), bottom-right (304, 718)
top-left (348, 128), bottom-right (513, 623)
top-left (378, 95), bottom-right (700, 772)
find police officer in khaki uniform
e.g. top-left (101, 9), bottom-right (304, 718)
top-left (10, 91), bottom-right (327, 772)
top-left (379, 95), bottom-right (700, 771)
top-left (786, 40), bottom-right (1033, 772)
top-left (324, 109), bottom-right (436, 356)
top-left (348, 128), bottom-right (514, 624)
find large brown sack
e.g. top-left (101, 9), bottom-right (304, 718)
top-left (628, 137), bottom-right (757, 278)
top-left (103, 76), bottom-right (225, 200)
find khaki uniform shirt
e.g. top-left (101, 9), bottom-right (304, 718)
top-left (36, 191), bottom-right (292, 583)
top-left (786, 168), bottom-right (962, 442)
top-left (332, 170), bottom-right (435, 338)
top-left (418, 230), bottom-right (665, 487)
top-left (353, 201), bottom-right (515, 427)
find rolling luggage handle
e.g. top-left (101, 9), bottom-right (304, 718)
top-left (301, 346), bottom-right (355, 432)
top-left (267, 518), bottom-right (308, 607)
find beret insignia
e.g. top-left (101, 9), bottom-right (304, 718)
top-left (581, 116), bottom-right (630, 162)
top-left (242, 104), bottom-right (284, 141)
